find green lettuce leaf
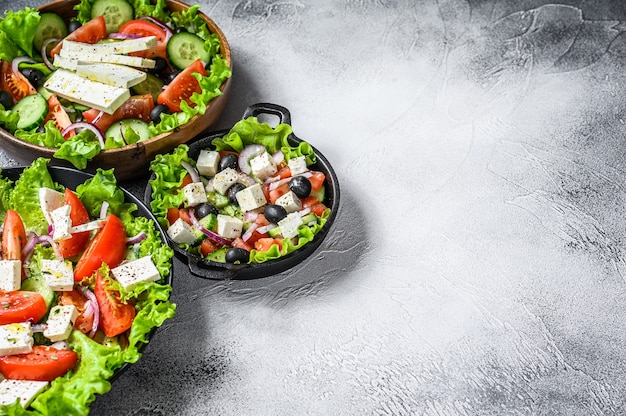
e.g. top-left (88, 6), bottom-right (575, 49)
top-left (75, 168), bottom-right (137, 223)
top-left (0, 30), bottom-right (20, 62)
top-left (0, 8), bottom-right (40, 57)
top-left (0, 103), bottom-right (19, 133)
top-left (53, 132), bottom-right (101, 170)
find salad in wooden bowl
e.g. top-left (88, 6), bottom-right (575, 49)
top-left (0, 0), bottom-right (231, 181)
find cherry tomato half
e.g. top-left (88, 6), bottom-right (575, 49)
top-left (0, 291), bottom-right (47, 325)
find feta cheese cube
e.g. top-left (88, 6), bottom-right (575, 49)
top-left (250, 152), bottom-right (277, 181)
top-left (278, 212), bottom-right (304, 239)
top-left (182, 182), bottom-right (207, 207)
top-left (0, 322), bottom-right (33, 356)
top-left (50, 205), bottom-right (72, 241)
top-left (0, 379), bottom-right (49, 407)
top-left (235, 183), bottom-right (267, 212)
top-left (287, 156), bottom-right (308, 176)
top-left (41, 259), bottom-right (74, 292)
top-left (213, 168), bottom-right (240, 194)
top-left (167, 218), bottom-right (197, 245)
top-left (111, 256), bottom-right (160, 291)
top-left (0, 260), bottom-right (21, 292)
top-left (196, 150), bottom-right (220, 177)
top-left (275, 191), bottom-right (303, 213)
top-left (217, 214), bottom-right (243, 239)
top-left (43, 305), bottom-right (78, 342)
top-left (38, 188), bottom-right (65, 225)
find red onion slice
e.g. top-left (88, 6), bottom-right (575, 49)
top-left (242, 222), bottom-right (258, 242)
top-left (256, 224), bottom-right (276, 235)
top-left (79, 286), bottom-right (99, 338)
top-left (181, 160), bottom-right (201, 183)
top-left (41, 37), bottom-right (62, 71)
top-left (11, 56), bottom-right (35, 77)
top-left (62, 122), bottom-right (105, 148)
top-left (126, 231), bottom-right (147, 245)
top-left (108, 32), bottom-right (142, 39)
top-left (37, 235), bottom-right (63, 260)
top-left (188, 208), bottom-right (232, 246)
top-left (272, 150), bottom-right (285, 165)
top-left (99, 201), bottom-right (109, 219)
top-left (50, 341), bottom-right (70, 350)
top-left (238, 144), bottom-right (265, 175)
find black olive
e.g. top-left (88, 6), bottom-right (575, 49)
top-left (227, 183), bottom-right (247, 205)
top-left (195, 202), bottom-right (218, 219)
top-left (161, 70), bottom-right (179, 84)
top-left (36, 125), bottom-right (46, 133)
top-left (68, 21), bottom-right (82, 33)
top-left (150, 57), bottom-right (168, 74)
top-left (0, 90), bottom-right (12, 109)
top-left (174, 27), bottom-right (188, 34)
top-left (218, 153), bottom-right (238, 172)
top-left (264, 204), bottom-right (287, 224)
top-left (149, 104), bottom-right (170, 123)
top-left (289, 175), bottom-right (312, 198)
top-left (20, 68), bottom-right (45, 88)
top-left (225, 247), bottom-right (250, 263)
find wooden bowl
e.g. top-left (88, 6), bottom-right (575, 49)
top-left (0, 0), bottom-right (231, 182)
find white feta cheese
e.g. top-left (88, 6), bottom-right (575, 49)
top-left (287, 156), bottom-right (308, 176)
top-left (50, 205), bottom-right (72, 242)
top-left (0, 322), bottom-right (33, 356)
top-left (58, 48), bottom-right (156, 69)
top-left (249, 152), bottom-right (278, 181)
top-left (0, 260), bottom-right (21, 292)
top-left (111, 256), bottom-right (160, 291)
top-left (167, 218), bottom-right (197, 244)
top-left (75, 62), bottom-right (147, 88)
top-left (38, 188), bottom-right (65, 225)
top-left (41, 259), bottom-right (74, 292)
top-left (217, 214), bottom-right (243, 239)
top-left (275, 191), bottom-right (303, 213)
top-left (60, 36), bottom-right (157, 55)
top-left (213, 168), bottom-right (240, 195)
top-left (43, 305), bottom-right (78, 342)
top-left (235, 183), bottom-right (267, 212)
top-left (0, 379), bottom-right (49, 407)
top-left (277, 212), bottom-right (304, 239)
top-left (196, 150), bottom-right (220, 177)
top-left (182, 182), bottom-right (208, 207)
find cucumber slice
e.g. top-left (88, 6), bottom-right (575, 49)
top-left (167, 32), bottom-right (210, 69)
top-left (267, 226), bottom-right (282, 238)
top-left (300, 213), bottom-right (317, 225)
top-left (131, 73), bottom-right (164, 102)
top-left (33, 13), bottom-right (68, 52)
top-left (21, 275), bottom-right (56, 309)
top-left (205, 247), bottom-right (228, 262)
top-left (105, 118), bottom-right (151, 145)
top-left (92, 0), bottom-right (134, 33)
top-left (310, 185), bottom-right (325, 203)
top-left (13, 94), bottom-right (48, 130)
top-left (207, 192), bottom-right (230, 208)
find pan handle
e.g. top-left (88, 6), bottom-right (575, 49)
top-left (242, 103), bottom-right (292, 126)
top-left (186, 256), bottom-right (249, 280)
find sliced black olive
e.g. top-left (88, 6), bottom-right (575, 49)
top-left (289, 175), bottom-right (312, 198)
top-left (218, 153), bottom-right (238, 172)
top-left (227, 183), bottom-right (247, 205)
top-left (195, 202), bottom-right (218, 219)
top-left (0, 90), bottom-right (12, 109)
top-left (149, 104), bottom-right (170, 123)
top-left (68, 21), bottom-right (82, 33)
top-left (20, 68), bottom-right (45, 88)
top-left (225, 247), bottom-right (250, 263)
top-left (264, 204), bottom-right (287, 224)
top-left (150, 57), bottom-right (168, 74)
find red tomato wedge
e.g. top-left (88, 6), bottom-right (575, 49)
top-left (308, 171), bottom-right (325, 191)
top-left (0, 60), bottom-right (37, 104)
top-left (94, 271), bottom-right (135, 337)
top-left (57, 189), bottom-right (91, 259)
top-left (82, 94), bottom-right (154, 132)
top-left (117, 19), bottom-right (168, 60)
top-left (44, 95), bottom-right (74, 137)
top-left (268, 183), bottom-right (290, 204)
top-left (73, 214), bottom-right (127, 282)
top-left (301, 196), bottom-right (328, 216)
top-left (200, 237), bottom-right (221, 256)
top-left (157, 59), bottom-right (206, 113)
top-left (0, 291), bottom-right (47, 325)
top-left (50, 16), bottom-right (107, 57)
top-left (2, 210), bottom-right (26, 261)
top-left (58, 289), bottom-right (95, 335)
top-left (255, 238), bottom-right (282, 252)
top-left (0, 346), bottom-right (78, 381)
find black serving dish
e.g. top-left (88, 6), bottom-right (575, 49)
top-left (0, 165), bottom-right (173, 381)
top-left (145, 103), bottom-right (340, 280)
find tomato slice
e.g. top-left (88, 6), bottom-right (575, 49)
top-left (0, 291), bottom-right (47, 325)
top-left (82, 94), bottom-right (154, 133)
top-left (268, 183), bottom-right (290, 204)
top-left (0, 60), bottom-right (37, 104)
top-left (255, 238), bottom-right (282, 252)
top-left (44, 95), bottom-right (74, 137)
top-left (157, 59), bottom-right (206, 113)
top-left (231, 237), bottom-right (252, 252)
top-left (58, 289), bottom-right (95, 335)
top-left (200, 237), bottom-right (221, 256)
top-left (73, 214), bottom-right (127, 282)
top-left (94, 270), bottom-right (135, 337)
top-left (301, 196), bottom-right (328, 216)
top-left (2, 210), bottom-right (26, 261)
top-left (0, 345), bottom-right (78, 381)
top-left (50, 16), bottom-right (107, 57)
top-left (57, 189), bottom-right (91, 259)
top-left (308, 171), bottom-right (325, 191)
top-left (117, 19), bottom-right (168, 60)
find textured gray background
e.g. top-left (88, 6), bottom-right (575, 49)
top-left (5, 0), bottom-right (626, 414)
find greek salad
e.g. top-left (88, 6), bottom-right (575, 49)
top-left (0, 158), bottom-right (176, 414)
top-left (0, 0), bottom-right (231, 169)
top-left (149, 116), bottom-right (331, 265)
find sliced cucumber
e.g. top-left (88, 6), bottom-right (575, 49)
top-left (300, 213), bottom-right (317, 225)
top-left (310, 185), bottom-right (325, 203)
top-left (33, 13), bottom-right (68, 52)
top-left (167, 32), bottom-right (210, 69)
top-left (13, 94), bottom-right (48, 130)
top-left (105, 118), bottom-right (150, 145)
top-left (21, 275), bottom-right (56, 309)
top-left (207, 192), bottom-right (230, 208)
top-left (193, 214), bottom-right (218, 242)
top-left (131, 73), bottom-right (164, 102)
top-left (92, 0), bottom-right (134, 33)
top-left (267, 226), bottom-right (282, 238)
top-left (205, 247), bottom-right (228, 262)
